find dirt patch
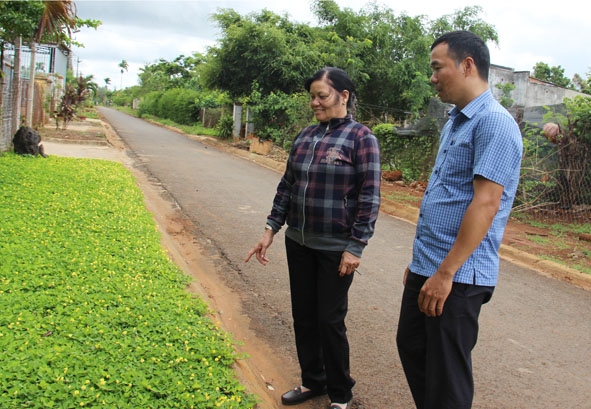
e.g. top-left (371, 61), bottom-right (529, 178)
top-left (40, 118), bottom-right (109, 144)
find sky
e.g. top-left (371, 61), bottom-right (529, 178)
top-left (71, 0), bottom-right (589, 90)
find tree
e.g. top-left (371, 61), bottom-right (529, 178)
top-left (138, 54), bottom-right (204, 93)
top-left (202, 9), bottom-right (325, 99)
top-left (136, 3), bottom-right (498, 124)
top-left (572, 72), bottom-right (591, 94)
top-left (311, 2), bottom-right (498, 119)
top-left (312, 0), bottom-right (434, 119)
top-left (532, 62), bottom-right (572, 88)
top-left (104, 77), bottom-right (111, 90)
top-left (119, 59), bottom-right (129, 89)
top-left (26, 0), bottom-right (78, 127)
top-left (496, 82), bottom-right (515, 108)
top-left (0, 1), bottom-right (45, 135)
top-left (56, 71), bottom-right (97, 128)
top-left (429, 5), bottom-right (499, 42)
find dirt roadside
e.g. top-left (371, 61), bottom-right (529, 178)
top-left (38, 117), bottom-right (591, 408)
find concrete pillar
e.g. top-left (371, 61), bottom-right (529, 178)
top-left (232, 104), bottom-right (242, 139)
top-left (245, 107), bottom-right (255, 137)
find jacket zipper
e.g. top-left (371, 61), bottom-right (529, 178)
top-left (301, 123), bottom-right (330, 244)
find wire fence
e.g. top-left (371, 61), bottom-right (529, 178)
top-left (386, 129), bottom-right (591, 226)
top-left (514, 127), bottom-right (591, 224)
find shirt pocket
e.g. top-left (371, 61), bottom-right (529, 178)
top-left (439, 141), bottom-right (474, 185)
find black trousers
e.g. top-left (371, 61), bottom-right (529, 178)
top-left (396, 272), bottom-right (494, 409)
top-left (285, 237), bottom-right (356, 404)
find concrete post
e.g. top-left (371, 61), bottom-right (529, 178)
top-left (232, 104), bottom-right (242, 140)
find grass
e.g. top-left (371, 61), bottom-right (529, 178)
top-left (382, 190), bottom-right (421, 207)
top-left (111, 106), bottom-right (219, 137)
top-left (149, 117), bottom-right (219, 138)
top-left (0, 153), bottom-right (257, 408)
top-left (78, 107), bottom-right (100, 120)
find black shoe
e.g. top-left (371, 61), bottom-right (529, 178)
top-left (330, 400), bottom-right (352, 409)
top-left (281, 386), bottom-right (326, 405)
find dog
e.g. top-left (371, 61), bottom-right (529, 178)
top-left (12, 126), bottom-right (47, 157)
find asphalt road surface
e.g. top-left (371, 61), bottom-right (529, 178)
top-left (97, 107), bottom-right (591, 409)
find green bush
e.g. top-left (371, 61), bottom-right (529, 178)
top-left (138, 91), bottom-right (162, 118)
top-left (373, 123), bottom-right (437, 181)
top-left (216, 115), bottom-right (234, 139)
top-left (157, 88), bottom-right (201, 125)
top-left (247, 87), bottom-right (311, 148)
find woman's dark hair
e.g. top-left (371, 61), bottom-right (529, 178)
top-left (304, 67), bottom-right (358, 116)
top-left (431, 30), bottom-right (490, 81)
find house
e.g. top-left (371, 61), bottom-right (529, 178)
top-left (1, 43), bottom-right (70, 151)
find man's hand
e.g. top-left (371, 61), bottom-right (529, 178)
top-left (418, 273), bottom-right (453, 317)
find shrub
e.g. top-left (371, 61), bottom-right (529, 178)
top-left (157, 88), bottom-right (201, 125)
top-left (373, 123), bottom-right (437, 181)
top-left (138, 91), bottom-right (162, 118)
top-left (247, 86), bottom-right (311, 148)
top-left (216, 115), bottom-right (234, 139)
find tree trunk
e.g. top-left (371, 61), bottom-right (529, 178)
top-left (0, 43), bottom-right (5, 138)
top-left (11, 36), bottom-right (23, 137)
top-left (25, 41), bottom-right (37, 127)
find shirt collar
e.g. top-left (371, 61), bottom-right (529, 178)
top-left (448, 89), bottom-right (493, 121)
top-left (319, 114), bottom-right (353, 129)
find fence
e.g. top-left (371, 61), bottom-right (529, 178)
top-left (514, 126), bottom-right (591, 224)
top-left (1, 42), bottom-right (68, 151)
top-left (1, 60), bottom-right (15, 151)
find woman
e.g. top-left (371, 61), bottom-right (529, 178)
top-left (245, 67), bottom-right (381, 409)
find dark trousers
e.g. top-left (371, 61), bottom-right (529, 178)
top-left (396, 272), bottom-right (494, 409)
top-left (285, 237), bottom-right (356, 403)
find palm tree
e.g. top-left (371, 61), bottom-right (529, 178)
top-left (104, 77), bottom-right (111, 90)
top-left (119, 60), bottom-right (129, 89)
top-left (26, 0), bottom-right (77, 127)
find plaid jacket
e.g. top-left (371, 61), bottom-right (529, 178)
top-left (267, 115), bottom-right (381, 256)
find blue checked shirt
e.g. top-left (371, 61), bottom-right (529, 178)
top-left (409, 90), bottom-right (523, 286)
top-left (266, 115), bottom-right (381, 257)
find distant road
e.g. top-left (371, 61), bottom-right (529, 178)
top-left (99, 107), bottom-right (591, 409)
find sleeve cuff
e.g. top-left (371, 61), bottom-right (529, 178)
top-left (345, 240), bottom-right (365, 258)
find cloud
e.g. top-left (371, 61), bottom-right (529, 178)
top-left (71, 0), bottom-right (591, 89)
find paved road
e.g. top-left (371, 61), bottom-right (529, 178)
top-left (98, 107), bottom-right (591, 409)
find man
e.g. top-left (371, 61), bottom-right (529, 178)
top-left (396, 31), bottom-right (523, 409)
